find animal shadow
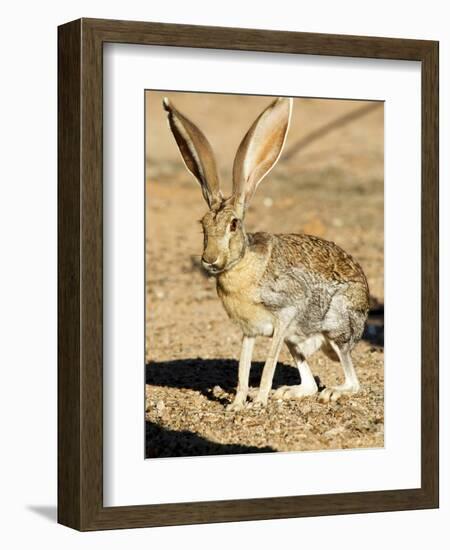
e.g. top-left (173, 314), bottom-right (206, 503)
top-left (363, 299), bottom-right (384, 347)
top-left (146, 358), bottom-right (306, 404)
top-left (146, 421), bottom-right (275, 458)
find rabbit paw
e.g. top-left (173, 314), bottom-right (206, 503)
top-left (273, 384), bottom-right (318, 400)
top-left (226, 398), bottom-right (246, 412)
top-left (248, 392), bottom-right (269, 408)
top-left (318, 384), bottom-right (359, 403)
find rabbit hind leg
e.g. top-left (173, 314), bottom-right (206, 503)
top-left (318, 292), bottom-right (363, 403)
top-left (273, 336), bottom-right (322, 400)
top-left (318, 340), bottom-right (360, 403)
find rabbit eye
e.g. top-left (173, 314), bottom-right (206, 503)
top-left (230, 218), bottom-right (238, 232)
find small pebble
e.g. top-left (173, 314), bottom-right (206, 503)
top-left (156, 400), bottom-right (165, 416)
top-left (324, 426), bottom-right (345, 438)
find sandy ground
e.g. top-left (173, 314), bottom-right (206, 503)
top-left (145, 91), bottom-right (384, 458)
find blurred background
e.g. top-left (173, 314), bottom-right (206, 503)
top-left (145, 91), bottom-right (384, 458)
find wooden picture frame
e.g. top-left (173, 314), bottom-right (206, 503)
top-left (58, 18), bottom-right (439, 531)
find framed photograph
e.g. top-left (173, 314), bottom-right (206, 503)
top-left (58, 18), bottom-right (439, 530)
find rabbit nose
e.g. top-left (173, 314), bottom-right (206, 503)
top-left (202, 255), bottom-right (219, 266)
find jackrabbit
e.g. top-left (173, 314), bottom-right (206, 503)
top-left (163, 96), bottom-right (369, 410)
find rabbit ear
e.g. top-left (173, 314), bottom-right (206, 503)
top-left (163, 98), bottom-right (222, 209)
top-left (232, 97), bottom-right (292, 217)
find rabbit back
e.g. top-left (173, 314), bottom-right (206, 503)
top-left (258, 233), bottom-right (369, 348)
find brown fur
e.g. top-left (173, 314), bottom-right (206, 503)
top-left (217, 236), bottom-right (274, 336)
top-left (266, 233), bottom-right (368, 288)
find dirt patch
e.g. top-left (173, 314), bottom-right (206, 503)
top-left (145, 92), bottom-right (384, 458)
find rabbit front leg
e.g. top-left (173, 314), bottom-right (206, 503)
top-left (227, 335), bottom-right (255, 411)
top-left (251, 321), bottom-right (290, 407)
